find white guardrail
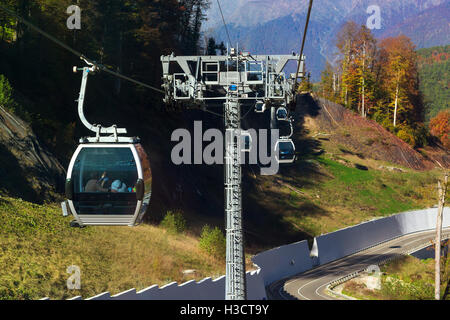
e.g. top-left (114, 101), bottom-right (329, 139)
top-left (40, 207), bottom-right (448, 300)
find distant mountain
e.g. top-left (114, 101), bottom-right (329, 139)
top-left (209, 14), bottom-right (329, 82)
top-left (204, 0), bottom-right (450, 81)
top-left (380, 2), bottom-right (450, 49)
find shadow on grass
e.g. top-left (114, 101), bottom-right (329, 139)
top-left (240, 94), bottom-right (331, 248)
top-left (354, 164), bottom-right (369, 171)
top-left (339, 147), bottom-right (366, 159)
top-left (141, 94), bottom-right (330, 250)
top-left (242, 182), bottom-right (326, 249)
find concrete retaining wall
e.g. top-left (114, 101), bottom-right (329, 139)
top-left (248, 207), bottom-right (449, 290)
top-left (315, 215), bottom-right (403, 265)
top-left (316, 207), bottom-right (450, 265)
top-left (251, 240), bottom-right (313, 286)
top-left (55, 207), bottom-right (448, 300)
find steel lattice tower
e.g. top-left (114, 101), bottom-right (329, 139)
top-left (224, 88), bottom-right (246, 299)
top-left (161, 50), bottom-right (304, 300)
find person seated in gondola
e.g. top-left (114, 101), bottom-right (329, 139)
top-left (98, 171), bottom-right (109, 186)
top-left (85, 172), bottom-right (109, 192)
top-left (111, 179), bottom-right (128, 193)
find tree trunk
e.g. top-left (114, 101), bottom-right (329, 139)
top-left (435, 174), bottom-right (448, 300)
top-left (362, 80), bottom-right (365, 117)
top-left (357, 96), bottom-right (361, 114)
top-left (345, 87), bottom-right (348, 106)
top-left (393, 73), bottom-right (399, 127)
top-left (332, 73), bottom-right (336, 95)
top-left (337, 74), bottom-right (340, 93)
top-left (362, 41), bottom-right (365, 117)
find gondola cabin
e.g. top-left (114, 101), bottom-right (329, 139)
top-left (276, 107), bottom-right (288, 121)
top-left (255, 101), bottom-right (266, 113)
top-left (275, 139), bottom-right (296, 164)
top-left (241, 131), bottom-right (252, 152)
top-left (65, 141), bottom-right (152, 226)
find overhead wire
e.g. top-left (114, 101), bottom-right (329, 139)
top-left (293, 0), bottom-right (314, 93)
top-left (0, 3), bottom-right (165, 94)
top-left (216, 0), bottom-right (232, 47)
top-left (201, 108), bottom-right (224, 118)
top-left (1, 2), bottom-right (315, 107)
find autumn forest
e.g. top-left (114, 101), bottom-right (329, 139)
top-left (318, 21), bottom-right (449, 150)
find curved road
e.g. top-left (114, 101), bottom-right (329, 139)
top-left (268, 228), bottom-right (450, 300)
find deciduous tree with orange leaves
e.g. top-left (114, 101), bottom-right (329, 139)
top-left (335, 22), bottom-right (377, 117)
top-left (378, 35), bottom-right (423, 129)
top-left (429, 110), bottom-right (450, 149)
top-left (320, 24), bottom-right (429, 147)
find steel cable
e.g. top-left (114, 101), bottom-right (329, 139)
top-left (0, 3), bottom-right (164, 94)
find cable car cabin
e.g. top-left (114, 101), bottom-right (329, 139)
top-left (65, 143), bottom-right (152, 226)
top-left (241, 131), bottom-right (252, 152)
top-left (276, 107), bottom-right (288, 121)
top-left (275, 139), bottom-right (296, 164)
top-left (255, 101), bottom-right (266, 113)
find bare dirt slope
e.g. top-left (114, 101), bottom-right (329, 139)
top-left (299, 94), bottom-right (450, 170)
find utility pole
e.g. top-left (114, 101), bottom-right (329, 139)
top-left (435, 173), bottom-right (448, 300)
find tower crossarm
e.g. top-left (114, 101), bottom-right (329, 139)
top-left (160, 53), bottom-right (305, 105)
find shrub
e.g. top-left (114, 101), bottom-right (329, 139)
top-left (0, 74), bottom-right (15, 110)
top-left (396, 124), bottom-right (429, 148)
top-left (397, 128), bottom-right (415, 147)
top-left (381, 116), bottom-right (395, 133)
top-left (365, 138), bottom-right (375, 146)
top-left (381, 277), bottom-right (434, 300)
top-left (198, 225), bottom-right (226, 259)
top-left (372, 104), bottom-right (386, 123)
top-left (0, 74), bottom-right (31, 122)
top-left (160, 210), bottom-right (186, 234)
top-left (413, 124), bottom-right (429, 148)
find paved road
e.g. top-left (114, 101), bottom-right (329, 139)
top-left (268, 228), bottom-right (450, 300)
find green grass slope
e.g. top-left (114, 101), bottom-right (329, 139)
top-left (342, 254), bottom-right (450, 300)
top-left (1, 93), bottom-right (449, 300)
top-left (249, 154), bottom-right (443, 240)
top-left (0, 152), bottom-right (445, 299)
top-left (0, 196), bottom-right (226, 300)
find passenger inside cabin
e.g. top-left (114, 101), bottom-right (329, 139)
top-left (85, 172), bottom-right (109, 192)
top-left (111, 179), bottom-right (128, 193)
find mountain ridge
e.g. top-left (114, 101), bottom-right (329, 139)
top-left (204, 0), bottom-right (450, 81)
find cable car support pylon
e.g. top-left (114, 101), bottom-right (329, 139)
top-left (161, 48), bottom-right (304, 299)
top-left (224, 86), bottom-right (245, 299)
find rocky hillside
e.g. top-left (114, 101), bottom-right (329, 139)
top-left (0, 106), bottom-right (65, 203)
